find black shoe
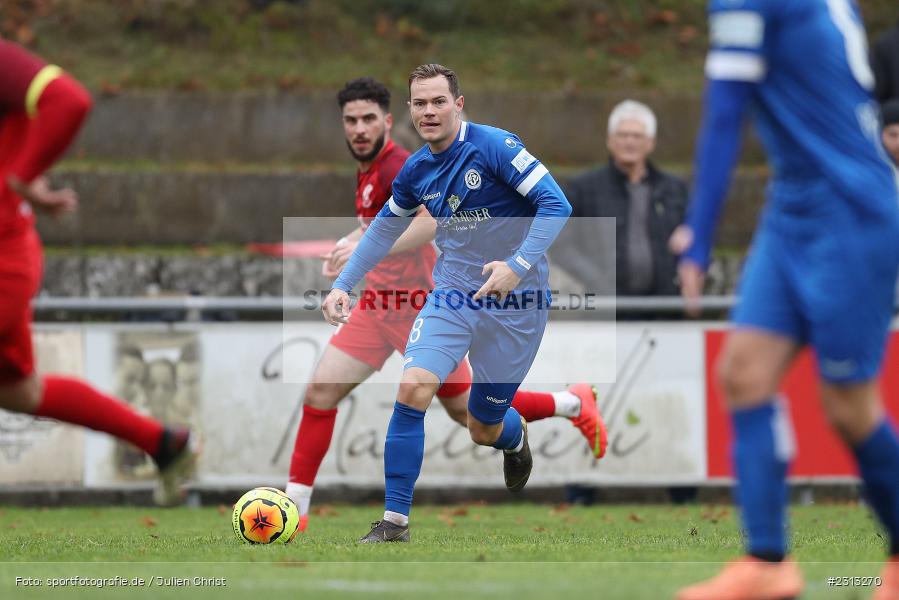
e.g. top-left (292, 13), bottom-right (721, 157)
top-left (358, 520), bottom-right (410, 544)
top-left (503, 417), bottom-right (532, 492)
top-left (152, 427), bottom-right (199, 506)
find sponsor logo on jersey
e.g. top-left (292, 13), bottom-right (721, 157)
top-left (444, 207), bottom-right (492, 229)
top-left (486, 395), bottom-right (508, 405)
top-left (504, 137), bottom-right (517, 148)
top-left (361, 183), bottom-right (374, 208)
top-left (422, 191), bottom-right (441, 202)
top-left (515, 256), bottom-right (532, 271)
top-left (447, 194), bottom-right (461, 212)
top-left (511, 148), bottom-right (536, 174)
top-left (464, 168), bottom-right (482, 190)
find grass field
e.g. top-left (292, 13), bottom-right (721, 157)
top-left (8, 0), bottom-right (896, 94)
top-left (0, 502), bottom-right (890, 599)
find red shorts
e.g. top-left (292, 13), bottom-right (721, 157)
top-left (330, 304), bottom-right (472, 399)
top-left (0, 229), bottom-right (42, 384)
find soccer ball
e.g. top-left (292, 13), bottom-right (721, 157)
top-left (232, 487), bottom-right (301, 544)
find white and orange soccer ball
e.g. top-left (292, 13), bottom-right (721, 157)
top-left (232, 487), bottom-right (301, 544)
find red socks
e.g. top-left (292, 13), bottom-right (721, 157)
top-left (289, 405), bottom-right (338, 485)
top-left (34, 375), bottom-right (164, 456)
top-left (511, 390), bottom-right (556, 422)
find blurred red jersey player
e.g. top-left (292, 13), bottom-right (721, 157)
top-left (285, 77), bottom-right (607, 532)
top-left (0, 40), bottom-right (196, 504)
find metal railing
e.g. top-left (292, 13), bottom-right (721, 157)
top-left (32, 295), bottom-right (739, 320)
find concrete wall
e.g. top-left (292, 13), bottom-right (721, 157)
top-left (42, 169), bottom-right (767, 246)
top-left (71, 90), bottom-right (764, 165)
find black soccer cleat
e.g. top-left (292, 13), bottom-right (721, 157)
top-left (152, 427), bottom-right (199, 507)
top-left (358, 520), bottom-right (410, 544)
top-left (503, 417), bottom-right (532, 492)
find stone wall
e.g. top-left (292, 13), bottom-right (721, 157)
top-left (40, 252), bottom-right (743, 298)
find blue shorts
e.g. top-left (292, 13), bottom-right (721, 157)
top-left (402, 290), bottom-right (549, 425)
top-left (733, 204), bottom-right (899, 384)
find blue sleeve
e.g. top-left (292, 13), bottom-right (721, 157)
top-left (682, 0), bottom-right (768, 267)
top-left (483, 132), bottom-right (573, 277)
top-left (332, 171), bottom-right (419, 292)
top-left (682, 79), bottom-right (753, 267)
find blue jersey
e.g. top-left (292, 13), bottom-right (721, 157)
top-left (685, 0), bottom-right (899, 266)
top-left (334, 121), bottom-right (571, 297)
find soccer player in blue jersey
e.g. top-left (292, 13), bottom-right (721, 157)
top-left (670, 1), bottom-right (899, 598)
top-left (321, 63), bottom-right (572, 543)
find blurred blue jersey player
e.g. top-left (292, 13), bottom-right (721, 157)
top-left (672, 1), bottom-right (899, 599)
top-left (321, 64), bottom-right (571, 544)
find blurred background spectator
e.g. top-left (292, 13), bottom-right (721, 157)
top-left (552, 100), bottom-right (687, 300)
top-left (872, 16), bottom-right (899, 104)
top-left (882, 99), bottom-right (899, 165)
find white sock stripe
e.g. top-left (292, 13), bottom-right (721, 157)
top-left (285, 482), bottom-right (313, 516)
top-left (552, 390), bottom-right (581, 418)
top-left (771, 396), bottom-right (796, 463)
top-left (383, 510), bottom-right (409, 527)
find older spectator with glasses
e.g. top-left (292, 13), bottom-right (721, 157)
top-left (552, 100), bottom-right (688, 299)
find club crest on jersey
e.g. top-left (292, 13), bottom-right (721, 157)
top-left (447, 194), bottom-right (461, 212)
top-left (464, 168), bottom-right (482, 190)
top-left (361, 183), bottom-right (374, 208)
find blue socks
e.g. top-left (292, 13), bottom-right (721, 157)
top-left (383, 401), bottom-right (426, 517)
top-left (731, 400), bottom-right (793, 561)
top-left (853, 420), bottom-right (899, 555)
top-left (493, 407), bottom-right (524, 451)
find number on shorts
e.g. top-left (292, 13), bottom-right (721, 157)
top-left (409, 318), bottom-right (424, 344)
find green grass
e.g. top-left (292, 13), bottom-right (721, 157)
top-left (8, 0), bottom-right (895, 93)
top-left (0, 503), bottom-right (890, 599)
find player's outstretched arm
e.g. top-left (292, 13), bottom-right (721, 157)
top-left (386, 207), bottom-right (436, 256)
top-left (327, 208), bottom-right (436, 275)
top-left (671, 78), bottom-right (753, 315)
top-left (676, 78), bottom-right (753, 268)
top-left (505, 170), bottom-right (572, 280)
top-left (331, 198), bottom-right (417, 294)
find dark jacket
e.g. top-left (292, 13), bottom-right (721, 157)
top-left (552, 160), bottom-right (688, 296)
top-left (872, 20), bottom-right (899, 104)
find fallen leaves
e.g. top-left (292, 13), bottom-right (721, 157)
top-left (311, 505), bottom-right (339, 518)
top-left (700, 507), bottom-right (730, 524)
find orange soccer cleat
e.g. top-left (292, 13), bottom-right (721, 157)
top-left (676, 557), bottom-right (804, 600)
top-left (872, 555), bottom-right (899, 600)
top-left (567, 383), bottom-right (608, 459)
top-left (297, 514), bottom-right (309, 534)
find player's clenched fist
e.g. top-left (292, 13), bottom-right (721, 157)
top-left (321, 288), bottom-right (351, 325)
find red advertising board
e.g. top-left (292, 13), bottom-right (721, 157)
top-left (705, 330), bottom-right (899, 478)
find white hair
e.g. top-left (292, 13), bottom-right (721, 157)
top-left (607, 100), bottom-right (657, 138)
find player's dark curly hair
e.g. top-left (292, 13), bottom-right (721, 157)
top-left (408, 64), bottom-right (461, 99)
top-left (336, 77), bottom-right (391, 112)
